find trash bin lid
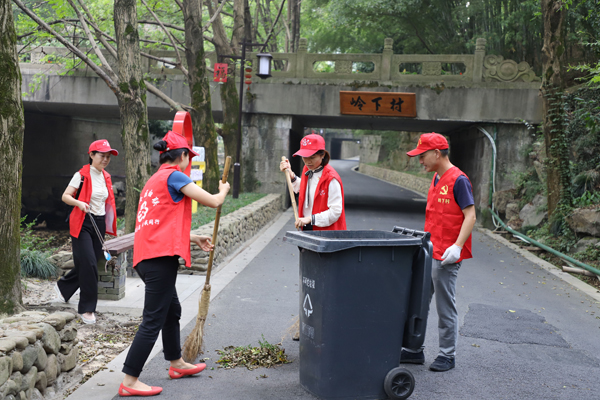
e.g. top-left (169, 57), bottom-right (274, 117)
top-left (283, 230), bottom-right (424, 253)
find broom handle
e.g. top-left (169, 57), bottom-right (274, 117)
top-left (282, 156), bottom-right (299, 222)
top-left (204, 156), bottom-right (232, 286)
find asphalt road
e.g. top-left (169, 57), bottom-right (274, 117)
top-left (111, 159), bottom-right (600, 400)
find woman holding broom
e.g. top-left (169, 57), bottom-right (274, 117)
top-left (55, 139), bottom-right (119, 325)
top-left (280, 133), bottom-right (346, 231)
top-left (118, 131), bottom-right (229, 397)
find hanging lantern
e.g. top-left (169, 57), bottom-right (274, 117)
top-left (245, 64), bottom-right (253, 89)
top-left (255, 53), bottom-right (273, 79)
top-left (213, 63), bottom-right (228, 83)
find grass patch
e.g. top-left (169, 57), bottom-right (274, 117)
top-left (216, 335), bottom-right (291, 370)
top-left (191, 192), bottom-right (267, 230)
top-left (21, 249), bottom-right (59, 279)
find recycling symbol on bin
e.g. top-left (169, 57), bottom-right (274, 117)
top-left (303, 294), bottom-right (313, 318)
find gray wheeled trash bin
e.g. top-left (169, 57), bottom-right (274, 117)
top-left (283, 226), bottom-right (432, 400)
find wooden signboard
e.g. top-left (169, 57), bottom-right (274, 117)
top-left (339, 91), bottom-right (417, 117)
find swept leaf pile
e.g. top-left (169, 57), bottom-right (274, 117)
top-left (216, 336), bottom-right (291, 370)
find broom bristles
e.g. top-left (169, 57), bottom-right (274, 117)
top-left (182, 287), bottom-right (211, 362)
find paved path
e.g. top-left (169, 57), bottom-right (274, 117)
top-left (67, 159), bottom-right (600, 400)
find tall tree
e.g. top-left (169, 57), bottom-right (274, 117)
top-left (13, 0), bottom-right (167, 233)
top-left (541, 0), bottom-right (570, 218)
top-left (181, 0), bottom-right (221, 193)
top-left (209, 0), bottom-right (244, 179)
top-left (0, 0), bottom-right (24, 314)
top-left (114, 0), bottom-right (152, 233)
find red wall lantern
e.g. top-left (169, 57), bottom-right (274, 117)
top-left (213, 63), bottom-right (228, 83)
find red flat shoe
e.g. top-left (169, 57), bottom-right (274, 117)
top-left (168, 363), bottom-right (206, 379)
top-left (118, 383), bottom-right (163, 397)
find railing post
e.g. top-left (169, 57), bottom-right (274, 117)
top-left (296, 38), bottom-right (308, 79)
top-left (381, 38), bottom-right (393, 81)
top-left (473, 38), bottom-right (486, 83)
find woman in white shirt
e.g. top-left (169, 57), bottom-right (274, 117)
top-left (55, 140), bottom-right (119, 324)
top-left (280, 134), bottom-right (346, 231)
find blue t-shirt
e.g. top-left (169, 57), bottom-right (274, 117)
top-left (434, 175), bottom-right (474, 210)
top-left (167, 171), bottom-right (193, 202)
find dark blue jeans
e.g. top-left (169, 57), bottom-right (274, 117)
top-left (122, 256), bottom-right (182, 377)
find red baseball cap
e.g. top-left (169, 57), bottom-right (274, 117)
top-left (89, 139), bottom-right (119, 155)
top-left (293, 134), bottom-right (326, 157)
top-left (406, 133), bottom-right (449, 157)
top-left (162, 131), bottom-right (199, 158)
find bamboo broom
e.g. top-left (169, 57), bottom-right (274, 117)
top-left (282, 156), bottom-right (299, 225)
top-left (282, 156), bottom-right (301, 340)
top-left (183, 156), bottom-right (232, 361)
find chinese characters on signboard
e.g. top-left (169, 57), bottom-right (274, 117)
top-left (339, 91), bottom-right (416, 117)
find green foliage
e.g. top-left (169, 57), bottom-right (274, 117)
top-left (20, 216), bottom-right (53, 251)
top-left (20, 249), bottom-right (59, 279)
top-left (190, 193), bottom-right (267, 230)
top-left (19, 216), bottom-right (59, 278)
top-left (566, 89), bottom-right (600, 186)
top-left (573, 190), bottom-right (600, 207)
top-left (528, 220), bottom-right (578, 254)
top-left (148, 120), bottom-right (171, 140)
top-left (513, 170), bottom-right (545, 208)
top-left (216, 335), bottom-right (291, 370)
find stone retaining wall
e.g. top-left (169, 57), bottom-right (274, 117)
top-left (358, 163), bottom-right (430, 196)
top-left (184, 193), bottom-right (284, 271)
top-left (49, 193), bottom-right (284, 275)
top-left (0, 311), bottom-right (82, 400)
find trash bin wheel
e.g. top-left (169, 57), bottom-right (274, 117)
top-left (384, 367), bottom-right (415, 399)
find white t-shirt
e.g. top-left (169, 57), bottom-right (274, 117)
top-left (291, 169), bottom-right (343, 228)
top-left (68, 166), bottom-right (108, 216)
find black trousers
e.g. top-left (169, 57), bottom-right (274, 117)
top-left (58, 214), bottom-right (105, 314)
top-left (122, 256), bottom-right (182, 377)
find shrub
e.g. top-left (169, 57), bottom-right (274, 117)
top-left (20, 216), bottom-right (53, 251)
top-left (21, 249), bottom-right (59, 279)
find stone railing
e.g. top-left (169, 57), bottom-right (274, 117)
top-left (0, 311), bottom-right (81, 400)
top-left (18, 38), bottom-right (540, 85)
top-left (184, 193), bottom-right (283, 271)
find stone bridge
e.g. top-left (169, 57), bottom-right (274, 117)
top-left (19, 38), bottom-right (542, 225)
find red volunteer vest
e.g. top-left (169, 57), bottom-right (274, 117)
top-left (69, 164), bottom-right (117, 238)
top-left (424, 166), bottom-right (473, 262)
top-left (133, 164), bottom-right (192, 268)
top-left (297, 164), bottom-right (347, 231)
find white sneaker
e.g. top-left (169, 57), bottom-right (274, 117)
top-left (54, 283), bottom-right (66, 303)
top-left (81, 313), bottom-right (96, 324)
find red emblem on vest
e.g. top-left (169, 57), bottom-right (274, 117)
top-left (424, 167), bottom-right (473, 262)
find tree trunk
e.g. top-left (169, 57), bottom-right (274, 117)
top-left (210, 0), bottom-right (245, 185)
top-left (114, 0), bottom-right (152, 234)
top-left (541, 0), bottom-right (569, 218)
top-left (182, 0), bottom-right (220, 194)
top-left (0, 0), bottom-right (24, 314)
top-left (289, 0), bottom-right (301, 52)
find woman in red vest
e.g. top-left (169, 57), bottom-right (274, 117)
top-left (55, 140), bottom-right (118, 325)
top-left (279, 133), bottom-right (346, 231)
top-left (118, 131), bottom-right (229, 397)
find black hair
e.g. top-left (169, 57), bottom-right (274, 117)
top-left (153, 140), bottom-right (189, 164)
top-left (439, 149), bottom-right (449, 157)
top-left (315, 150), bottom-right (330, 167)
top-left (89, 151), bottom-right (97, 164)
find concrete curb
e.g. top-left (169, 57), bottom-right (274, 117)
top-left (351, 164), bottom-right (427, 199)
top-left (479, 227), bottom-right (600, 303)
